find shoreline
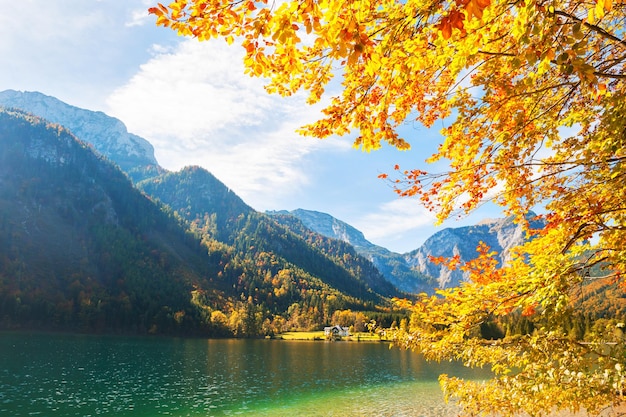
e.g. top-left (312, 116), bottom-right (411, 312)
top-left (273, 330), bottom-right (389, 342)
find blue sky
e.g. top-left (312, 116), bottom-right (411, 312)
top-left (1, 0), bottom-right (503, 253)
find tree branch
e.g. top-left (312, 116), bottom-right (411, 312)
top-left (553, 9), bottom-right (626, 48)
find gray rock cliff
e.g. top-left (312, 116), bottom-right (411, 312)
top-left (405, 213), bottom-right (543, 288)
top-left (0, 89), bottom-right (160, 181)
top-left (268, 209), bottom-right (435, 293)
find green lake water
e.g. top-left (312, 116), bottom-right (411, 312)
top-left (0, 332), bottom-right (488, 416)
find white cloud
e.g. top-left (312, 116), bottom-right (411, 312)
top-left (0, 1), bottom-right (168, 110)
top-left (0, 1), bottom-right (102, 43)
top-left (107, 39), bottom-right (349, 209)
top-left (107, 40), bottom-right (271, 138)
top-left (351, 198), bottom-right (437, 249)
top-left (126, 8), bottom-right (151, 27)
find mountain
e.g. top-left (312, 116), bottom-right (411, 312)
top-left (1, 91), bottom-right (559, 314)
top-left (138, 168), bottom-right (402, 302)
top-left (405, 214), bottom-right (545, 288)
top-left (0, 107), bottom-right (231, 334)
top-left (3, 90), bottom-right (619, 337)
top-left (268, 209), bottom-right (435, 293)
top-left (268, 209), bottom-right (548, 292)
top-left (0, 90), bottom-right (162, 182)
top-left (0, 97), bottom-right (403, 335)
top-left (2, 90), bottom-right (621, 338)
top-left (0, 90), bottom-right (410, 303)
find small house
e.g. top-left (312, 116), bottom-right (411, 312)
top-left (324, 325), bottom-right (350, 339)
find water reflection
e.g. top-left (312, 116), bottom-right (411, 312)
top-left (0, 333), bottom-right (489, 416)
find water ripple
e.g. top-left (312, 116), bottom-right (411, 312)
top-left (0, 333), bottom-right (488, 416)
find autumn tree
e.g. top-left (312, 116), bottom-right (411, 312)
top-left (150, 0), bottom-right (625, 414)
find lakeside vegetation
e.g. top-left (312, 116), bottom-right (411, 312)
top-left (275, 331), bottom-right (388, 342)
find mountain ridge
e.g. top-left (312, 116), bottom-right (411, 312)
top-left (0, 89), bottom-right (162, 182)
top-left (0, 99), bottom-right (404, 335)
top-left (1, 89), bottom-right (543, 296)
top-left (271, 208), bottom-right (544, 290)
top-left (267, 209), bottom-right (435, 293)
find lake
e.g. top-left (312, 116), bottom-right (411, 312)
top-left (0, 332), bottom-right (489, 416)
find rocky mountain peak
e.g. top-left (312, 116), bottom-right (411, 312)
top-left (0, 90), bottom-right (159, 180)
top-left (405, 212), bottom-right (543, 288)
top-left (277, 209), bottom-right (375, 250)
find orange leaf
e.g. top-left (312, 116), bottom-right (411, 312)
top-left (522, 304), bottom-right (536, 316)
top-left (148, 7), bottom-right (164, 16)
top-left (440, 21), bottom-right (452, 39)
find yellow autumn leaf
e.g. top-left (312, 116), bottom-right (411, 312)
top-left (588, 7), bottom-right (595, 24)
top-left (595, 0), bottom-right (606, 18)
top-left (150, 0), bottom-right (626, 415)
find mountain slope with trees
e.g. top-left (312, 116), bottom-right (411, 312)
top-left (138, 168), bottom-right (403, 319)
top-left (0, 107), bottom-right (400, 335)
top-left (268, 209), bottom-right (435, 293)
top-left (0, 107), bottom-right (228, 334)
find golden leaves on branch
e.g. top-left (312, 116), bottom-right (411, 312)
top-left (437, 0), bottom-right (491, 39)
top-left (151, 0), bottom-right (626, 414)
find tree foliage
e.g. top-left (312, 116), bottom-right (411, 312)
top-left (151, 0), bottom-right (625, 413)
top-left (138, 167), bottom-right (401, 333)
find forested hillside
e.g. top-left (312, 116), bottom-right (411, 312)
top-left (269, 209), bottom-right (435, 293)
top-left (139, 168), bottom-right (403, 330)
top-left (0, 108), bottom-right (400, 335)
top-left (0, 108), bottom-right (231, 334)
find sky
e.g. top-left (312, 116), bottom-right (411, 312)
top-left (0, 0), bottom-right (504, 253)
